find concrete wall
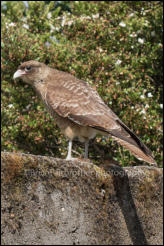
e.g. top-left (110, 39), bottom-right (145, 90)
top-left (1, 152), bottom-right (163, 245)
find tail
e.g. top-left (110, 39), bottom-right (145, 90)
top-left (94, 120), bottom-right (157, 166)
top-left (111, 135), bottom-right (156, 165)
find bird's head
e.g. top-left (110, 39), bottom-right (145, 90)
top-left (13, 60), bottom-right (48, 85)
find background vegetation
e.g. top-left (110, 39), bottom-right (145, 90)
top-left (1, 1), bottom-right (163, 166)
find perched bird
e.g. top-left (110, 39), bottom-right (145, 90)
top-left (13, 60), bottom-right (156, 165)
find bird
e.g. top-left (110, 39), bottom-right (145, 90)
top-left (13, 60), bottom-right (157, 165)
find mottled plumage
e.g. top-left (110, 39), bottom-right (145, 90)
top-left (13, 60), bottom-right (156, 165)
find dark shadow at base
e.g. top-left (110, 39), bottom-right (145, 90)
top-left (107, 164), bottom-right (148, 245)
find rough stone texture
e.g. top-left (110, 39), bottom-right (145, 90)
top-left (1, 152), bottom-right (163, 245)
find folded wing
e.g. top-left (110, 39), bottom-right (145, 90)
top-left (44, 72), bottom-right (156, 165)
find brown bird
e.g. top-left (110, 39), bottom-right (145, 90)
top-left (13, 60), bottom-right (156, 165)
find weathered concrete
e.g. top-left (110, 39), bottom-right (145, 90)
top-left (1, 152), bottom-right (163, 245)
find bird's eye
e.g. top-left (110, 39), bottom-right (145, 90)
top-left (25, 66), bottom-right (32, 71)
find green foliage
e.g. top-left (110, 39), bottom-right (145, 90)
top-left (1, 1), bottom-right (163, 166)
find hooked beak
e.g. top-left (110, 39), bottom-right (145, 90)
top-left (13, 69), bottom-right (26, 79)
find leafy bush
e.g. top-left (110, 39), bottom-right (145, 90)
top-left (1, 1), bottom-right (163, 166)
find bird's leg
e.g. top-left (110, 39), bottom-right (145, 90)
top-left (84, 140), bottom-right (89, 159)
top-left (66, 140), bottom-right (72, 160)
